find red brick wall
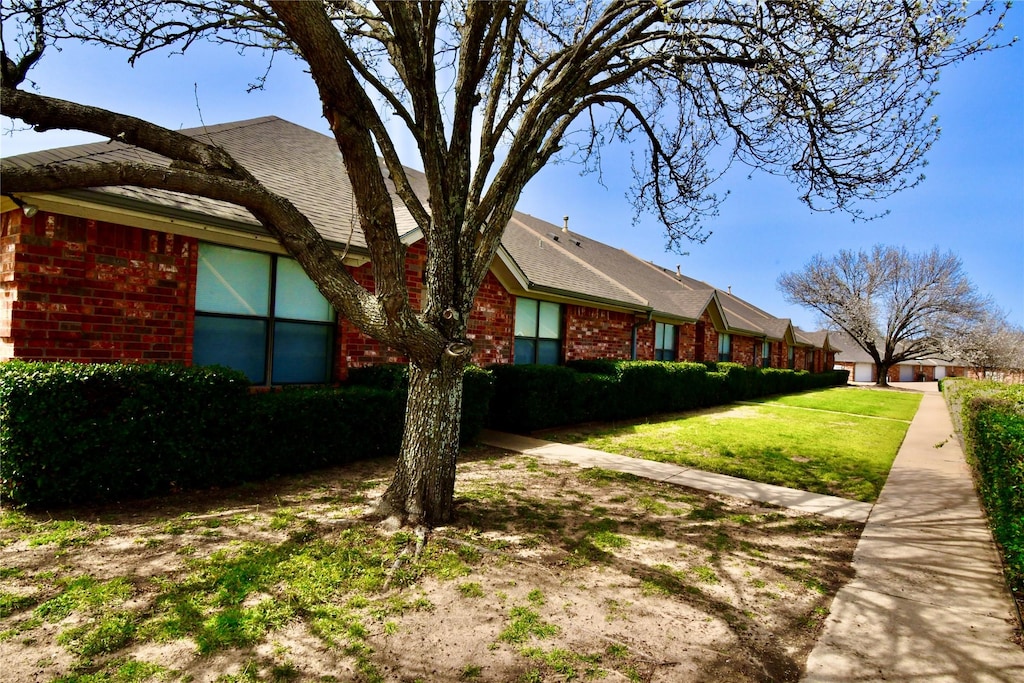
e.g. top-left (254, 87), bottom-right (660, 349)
top-left (334, 246), bottom-right (420, 378)
top-left (635, 320), bottom-right (653, 361)
top-left (702, 314), bottom-right (720, 363)
top-left (678, 322), bottom-right (696, 361)
top-left (336, 244), bottom-right (514, 375)
top-left (730, 334), bottom-right (757, 366)
top-left (564, 305), bottom-right (633, 361)
top-left (1, 211), bottom-right (194, 363)
top-left (467, 271), bottom-right (513, 366)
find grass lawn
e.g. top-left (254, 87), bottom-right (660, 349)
top-left (747, 387), bottom-right (923, 421)
top-left (542, 387), bottom-right (922, 503)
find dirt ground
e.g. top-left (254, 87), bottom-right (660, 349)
top-left (0, 446), bottom-right (861, 682)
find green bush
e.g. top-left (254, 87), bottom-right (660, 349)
top-left (565, 359), bottom-right (621, 376)
top-left (0, 361), bottom-right (250, 506)
top-left (248, 386), bottom-right (405, 478)
top-left (487, 361), bottom-right (846, 432)
top-left (944, 379), bottom-right (1024, 598)
top-left (486, 364), bottom-right (585, 432)
top-left (346, 363), bottom-right (494, 443)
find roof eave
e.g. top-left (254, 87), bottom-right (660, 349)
top-left (5, 188), bottom-right (376, 264)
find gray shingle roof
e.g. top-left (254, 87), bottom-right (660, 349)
top-left (502, 215), bottom-right (649, 308)
top-left (2, 116), bottom-right (423, 249)
top-left (4, 116), bottom-right (822, 347)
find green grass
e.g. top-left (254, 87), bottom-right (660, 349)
top-left (546, 387), bottom-right (920, 502)
top-left (749, 387), bottom-right (922, 421)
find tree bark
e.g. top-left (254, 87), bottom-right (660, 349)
top-left (377, 355), bottom-right (467, 527)
top-left (875, 363), bottom-right (892, 387)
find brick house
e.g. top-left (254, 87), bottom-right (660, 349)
top-left (2, 116), bottom-right (835, 383)
top-left (828, 329), bottom-right (964, 383)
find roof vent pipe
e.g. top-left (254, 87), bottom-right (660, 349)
top-left (562, 216), bottom-right (569, 233)
top-left (675, 264), bottom-right (682, 279)
top-left (728, 286), bottom-right (732, 295)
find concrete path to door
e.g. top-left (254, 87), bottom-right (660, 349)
top-left (480, 381), bottom-right (1024, 681)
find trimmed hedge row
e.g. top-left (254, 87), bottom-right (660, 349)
top-left (943, 379), bottom-right (1024, 599)
top-left (489, 360), bottom-right (849, 432)
top-left (1, 359), bottom-right (841, 507)
top-left (347, 364), bottom-right (495, 445)
top-left (0, 362), bottom-right (252, 506)
top-left (0, 361), bottom-right (492, 507)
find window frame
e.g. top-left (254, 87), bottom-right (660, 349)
top-left (654, 322), bottom-right (677, 361)
top-left (717, 332), bottom-right (732, 362)
top-left (762, 340), bottom-right (772, 368)
top-left (513, 298), bottom-right (563, 365)
top-left (193, 242), bottom-right (336, 385)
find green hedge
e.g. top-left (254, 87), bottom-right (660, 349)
top-left (347, 364), bottom-right (494, 444)
top-left (247, 386), bottom-right (405, 479)
top-left (944, 379), bottom-right (1024, 598)
top-left (1, 358), bottom-right (840, 508)
top-left (0, 362), bottom-right (251, 506)
top-left (1, 361), bottom-right (495, 508)
top-left (487, 360), bottom-right (848, 432)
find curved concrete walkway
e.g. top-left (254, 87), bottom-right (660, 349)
top-left (480, 382), bottom-right (1024, 681)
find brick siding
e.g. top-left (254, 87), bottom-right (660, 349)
top-left (564, 305), bottom-right (634, 362)
top-left (467, 271), bottom-right (514, 366)
top-left (1, 211), bottom-right (194, 363)
top-left (2, 209), bottom-right (839, 379)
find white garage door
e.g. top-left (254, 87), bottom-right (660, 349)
top-left (935, 366), bottom-right (946, 380)
top-left (854, 363), bottom-right (873, 382)
top-left (899, 365), bottom-right (915, 382)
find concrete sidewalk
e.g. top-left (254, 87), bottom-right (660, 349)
top-left (802, 386), bottom-right (1024, 682)
top-left (479, 383), bottom-right (1024, 680)
top-left (478, 430), bottom-right (873, 522)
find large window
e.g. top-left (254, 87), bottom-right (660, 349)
top-left (655, 323), bottom-right (677, 361)
top-left (514, 298), bottom-right (562, 365)
top-left (194, 243), bottom-right (335, 384)
top-left (788, 345), bottom-right (795, 369)
top-left (762, 340), bottom-right (772, 368)
top-left (717, 332), bottom-right (732, 362)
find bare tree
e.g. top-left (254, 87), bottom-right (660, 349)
top-left (1, 1), bottom-right (1007, 526)
top-left (778, 245), bottom-right (988, 386)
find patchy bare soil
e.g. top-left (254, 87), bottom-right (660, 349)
top-left (0, 446), bottom-right (861, 682)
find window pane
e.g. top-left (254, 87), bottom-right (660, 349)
top-left (194, 315), bottom-right (267, 383)
top-left (272, 321), bottom-right (332, 383)
top-left (538, 301), bottom-right (560, 339)
top-left (514, 338), bottom-right (536, 365)
top-left (514, 298), bottom-right (538, 337)
top-left (275, 258), bottom-right (333, 322)
top-left (196, 243), bottom-right (270, 316)
top-left (537, 339), bottom-right (560, 365)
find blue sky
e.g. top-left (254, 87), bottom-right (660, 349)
top-left (3, 8), bottom-right (1022, 331)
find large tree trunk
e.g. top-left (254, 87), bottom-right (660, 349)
top-left (377, 355), bottom-right (466, 527)
top-left (875, 362), bottom-right (892, 387)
